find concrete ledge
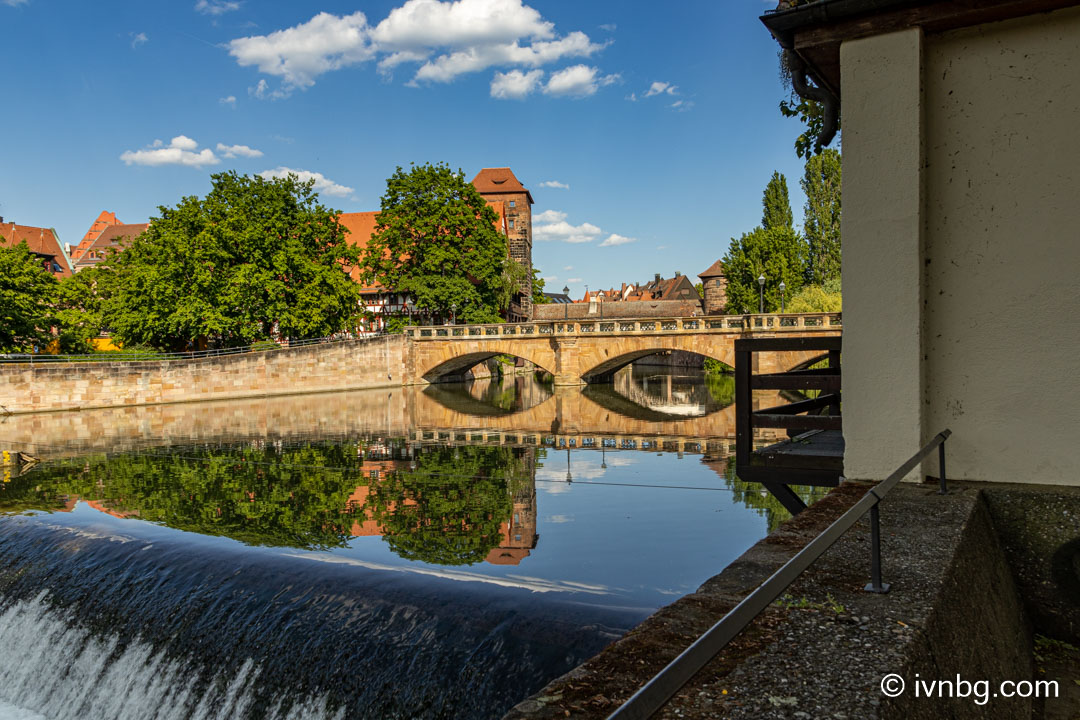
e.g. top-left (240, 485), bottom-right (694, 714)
top-left (504, 483), bottom-right (1040, 719)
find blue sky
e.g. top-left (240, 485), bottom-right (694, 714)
top-left (1, 0), bottom-right (809, 295)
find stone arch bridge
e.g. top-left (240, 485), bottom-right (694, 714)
top-left (404, 313), bottom-right (842, 386)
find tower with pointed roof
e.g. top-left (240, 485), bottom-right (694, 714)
top-left (471, 167), bottom-right (534, 321)
top-left (698, 259), bottom-right (728, 315)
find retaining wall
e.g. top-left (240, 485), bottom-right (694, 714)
top-left (0, 335), bottom-right (406, 414)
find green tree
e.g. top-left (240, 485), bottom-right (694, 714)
top-left (54, 266), bottom-right (111, 353)
top-left (359, 163), bottom-right (514, 324)
top-left (102, 171), bottom-right (361, 350)
top-left (762, 171), bottom-right (794, 231)
top-left (722, 174), bottom-right (807, 313)
top-left (801, 149), bottom-right (842, 286)
top-left (788, 277), bottom-right (842, 313)
top-left (0, 240), bottom-right (59, 352)
top-left (531, 268), bottom-right (550, 305)
top-left (779, 97), bottom-right (839, 160)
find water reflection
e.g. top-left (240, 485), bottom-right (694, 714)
top-left (0, 368), bottom-right (830, 720)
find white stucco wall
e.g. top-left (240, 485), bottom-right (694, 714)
top-left (840, 7), bottom-right (1080, 485)
top-left (922, 7), bottom-right (1080, 484)
top-left (840, 28), bottom-right (926, 481)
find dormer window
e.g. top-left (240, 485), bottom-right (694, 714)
top-left (509, 200), bottom-right (515, 208)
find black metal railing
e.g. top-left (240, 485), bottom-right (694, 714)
top-left (0, 332), bottom-right (389, 364)
top-left (607, 429), bottom-right (953, 720)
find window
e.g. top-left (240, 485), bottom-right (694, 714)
top-left (509, 219), bottom-right (515, 230)
top-left (509, 200), bottom-right (516, 208)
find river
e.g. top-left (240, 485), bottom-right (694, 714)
top-left (0, 366), bottom-right (824, 720)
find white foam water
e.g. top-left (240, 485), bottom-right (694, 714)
top-left (0, 592), bottom-right (344, 720)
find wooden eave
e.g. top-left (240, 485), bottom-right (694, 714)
top-left (761, 0), bottom-right (1080, 98)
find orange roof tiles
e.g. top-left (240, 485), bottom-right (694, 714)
top-left (73, 223), bottom-right (148, 270)
top-left (471, 167), bottom-right (534, 204)
top-left (72, 211), bottom-right (122, 260)
top-left (698, 259), bottom-right (726, 279)
top-left (0, 222), bottom-right (72, 278)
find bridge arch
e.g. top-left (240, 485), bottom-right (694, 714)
top-left (411, 339), bottom-right (557, 384)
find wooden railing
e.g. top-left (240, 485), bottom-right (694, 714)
top-left (404, 312), bottom-right (842, 340)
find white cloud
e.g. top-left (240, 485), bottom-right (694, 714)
top-left (216, 143), bottom-right (263, 159)
top-left (490, 68), bottom-right (543, 99)
top-left (534, 210), bottom-right (603, 244)
top-left (2, 0), bottom-right (29, 6)
top-left (671, 99), bottom-right (695, 112)
top-left (219, 95), bottom-right (237, 107)
top-left (562, 265), bottom-right (573, 271)
top-left (543, 64), bottom-right (619, 97)
top-left (229, 11), bottom-right (375, 95)
top-left (645, 81), bottom-right (677, 97)
top-left (599, 23), bottom-right (616, 32)
top-left (120, 136), bottom-right (219, 168)
top-left (259, 166), bottom-right (354, 197)
top-left (533, 209), bottom-right (566, 223)
top-left (541, 275), bottom-right (557, 283)
top-left (538, 180), bottom-right (569, 189)
top-left (195, 0), bottom-right (240, 16)
top-left (599, 233), bottom-right (636, 247)
top-left (228, 1), bottom-right (611, 97)
top-left (566, 277), bottom-right (582, 283)
top-left (625, 92), bottom-right (637, 102)
top-left (130, 32), bottom-right (148, 49)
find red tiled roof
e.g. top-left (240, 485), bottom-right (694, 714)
top-left (0, 222), bottom-right (72, 278)
top-left (72, 211), bottom-right (122, 260)
top-left (698, 259), bottom-right (726, 279)
top-left (471, 167), bottom-right (534, 205)
top-left (73, 223), bottom-right (148, 269)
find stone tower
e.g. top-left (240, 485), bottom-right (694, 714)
top-left (471, 168), bottom-right (533, 321)
top-left (698, 259), bottom-right (728, 315)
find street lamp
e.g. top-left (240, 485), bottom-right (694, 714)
top-left (563, 285), bottom-right (570, 320)
top-left (757, 274), bottom-right (766, 314)
top-left (779, 281), bottom-right (786, 313)
top-left (565, 448), bottom-right (573, 483)
top-left (451, 303), bottom-right (457, 324)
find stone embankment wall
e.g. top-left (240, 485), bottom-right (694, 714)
top-left (0, 335), bottom-right (406, 414)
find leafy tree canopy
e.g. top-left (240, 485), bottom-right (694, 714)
top-left (359, 162), bottom-right (515, 324)
top-left (801, 149), bottom-right (842, 287)
top-left (531, 268), bottom-right (550, 305)
top-left (0, 240), bottom-right (59, 353)
top-left (722, 173), bottom-right (807, 314)
top-left (762, 171), bottom-right (794, 231)
top-left (54, 266), bottom-right (110, 353)
top-left (788, 277), bottom-right (842, 313)
top-left (103, 171), bottom-right (361, 350)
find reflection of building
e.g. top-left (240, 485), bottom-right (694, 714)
top-left (347, 445), bottom-right (540, 566)
top-left (485, 468), bottom-right (539, 565)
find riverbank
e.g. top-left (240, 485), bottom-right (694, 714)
top-left (504, 481), bottom-right (1080, 719)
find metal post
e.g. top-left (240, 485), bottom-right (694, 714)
top-left (865, 503), bottom-right (890, 593)
top-left (937, 439), bottom-right (948, 495)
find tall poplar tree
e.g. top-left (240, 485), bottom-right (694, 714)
top-left (801, 149), bottom-right (842, 286)
top-left (722, 173), bottom-right (807, 314)
top-left (762, 171), bottom-right (794, 231)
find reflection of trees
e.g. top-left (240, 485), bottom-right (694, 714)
top-left (365, 446), bottom-right (528, 566)
top-left (705, 373), bottom-right (735, 406)
top-left (718, 457), bottom-right (829, 532)
top-left (1, 444), bottom-right (369, 550)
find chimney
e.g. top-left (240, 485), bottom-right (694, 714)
top-left (675, 271), bottom-right (681, 277)
top-left (654, 273), bottom-right (661, 283)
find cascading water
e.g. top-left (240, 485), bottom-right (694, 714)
top-left (0, 516), bottom-right (635, 720)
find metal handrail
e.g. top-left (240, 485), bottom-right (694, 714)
top-left (0, 332), bottom-right (390, 364)
top-left (607, 429), bottom-right (953, 720)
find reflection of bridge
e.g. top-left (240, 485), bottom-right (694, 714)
top-left (405, 313), bottom-right (841, 385)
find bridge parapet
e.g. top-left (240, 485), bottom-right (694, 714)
top-left (404, 312), bottom-right (841, 341)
